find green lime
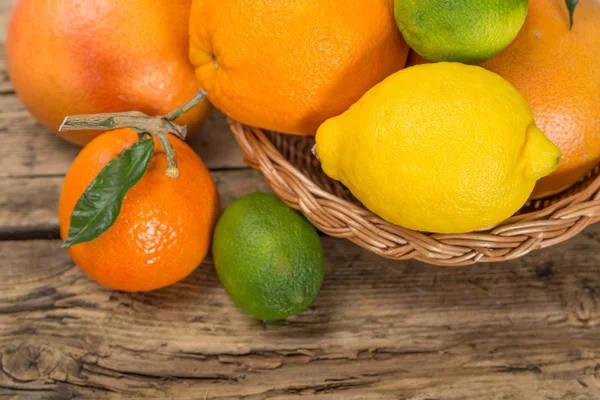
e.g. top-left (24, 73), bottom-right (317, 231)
top-left (394, 0), bottom-right (528, 64)
top-left (212, 193), bottom-right (324, 321)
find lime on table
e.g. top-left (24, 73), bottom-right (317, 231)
top-left (212, 193), bottom-right (324, 321)
top-left (394, 0), bottom-right (528, 64)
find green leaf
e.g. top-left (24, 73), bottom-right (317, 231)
top-left (62, 138), bottom-right (155, 248)
top-left (566, 0), bottom-right (579, 30)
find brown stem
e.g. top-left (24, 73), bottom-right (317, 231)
top-left (60, 112), bottom-right (187, 140)
top-left (164, 89), bottom-right (208, 121)
top-left (137, 131), bottom-right (150, 141)
top-left (156, 131), bottom-right (179, 179)
top-left (59, 89), bottom-right (209, 179)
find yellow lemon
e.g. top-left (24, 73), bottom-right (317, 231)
top-left (315, 63), bottom-right (560, 234)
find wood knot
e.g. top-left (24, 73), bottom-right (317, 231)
top-left (567, 279), bottom-right (600, 327)
top-left (1, 343), bottom-right (56, 381)
top-left (1, 343), bottom-right (81, 383)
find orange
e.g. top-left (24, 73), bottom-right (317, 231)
top-left (7, 0), bottom-right (211, 146)
top-left (59, 129), bottom-right (220, 292)
top-left (408, 0), bottom-right (600, 198)
top-left (189, 0), bottom-right (409, 136)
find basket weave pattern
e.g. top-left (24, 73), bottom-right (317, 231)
top-left (229, 120), bottom-right (600, 266)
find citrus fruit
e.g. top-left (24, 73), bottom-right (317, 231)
top-left (407, 0), bottom-right (600, 199)
top-left (482, 0), bottom-right (600, 198)
top-left (59, 128), bottom-right (220, 292)
top-left (212, 193), bottom-right (324, 321)
top-left (316, 63), bottom-right (561, 234)
top-left (394, 0), bottom-right (528, 64)
top-left (189, 0), bottom-right (409, 136)
top-left (7, 0), bottom-right (211, 146)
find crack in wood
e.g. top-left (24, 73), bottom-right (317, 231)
top-left (82, 362), bottom-right (239, 383)
top-left (0, 227), bottom-right (61, 242)
top-left (494, 364), bottom-right (543, 374)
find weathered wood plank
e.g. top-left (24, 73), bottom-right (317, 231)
top-left (0, 93), bottom-right (247, 178)
top-left (0, 169), bottom-right (271, 239)
top-left (0, 176), bottom-right (62, 240)
top-left (0, 0), bottom-right (11, 93)
top-left (1, 231), bottom-right (600, 399)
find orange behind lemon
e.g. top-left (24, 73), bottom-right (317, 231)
top-left (59, 129), bottom-right (220, 292)
top-left (408, 0), bottom-right (600, 198)
top-left (189, 0), bottom-right (409, 136)
top-left (7, 0), bottom-right (211, 146)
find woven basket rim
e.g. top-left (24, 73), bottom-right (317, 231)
top-left (228, 119), bottom-right (600, 266)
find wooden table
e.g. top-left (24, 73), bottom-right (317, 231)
top-left (2, 3), bottom-right (600, 400)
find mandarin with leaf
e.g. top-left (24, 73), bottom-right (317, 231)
top-left (58, 128), bottom-right (220, 292)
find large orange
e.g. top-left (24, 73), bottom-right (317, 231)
top-left (59, 129), bottom-right (220, 292)
top-left (189, 0), bottom-right (409, 136)
top-left (7, 0), bottom-right (211, 146)
top-left (408, 0), bottom-right (600, 198)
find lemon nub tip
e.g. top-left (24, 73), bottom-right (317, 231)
top-left (521, 125), bottom-right (561, 181)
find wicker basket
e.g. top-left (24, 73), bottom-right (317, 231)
top-left (229, 119), bottom-right (600, 266)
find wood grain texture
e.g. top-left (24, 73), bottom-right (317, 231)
top-left (0, 169), bottom-right (271, 240)
top-left (2, 230), bottom-right (600, 399)
top-left (0, 0), bottom-right (10, 94)
top-left (0, 93), bottom-right (247, 178)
